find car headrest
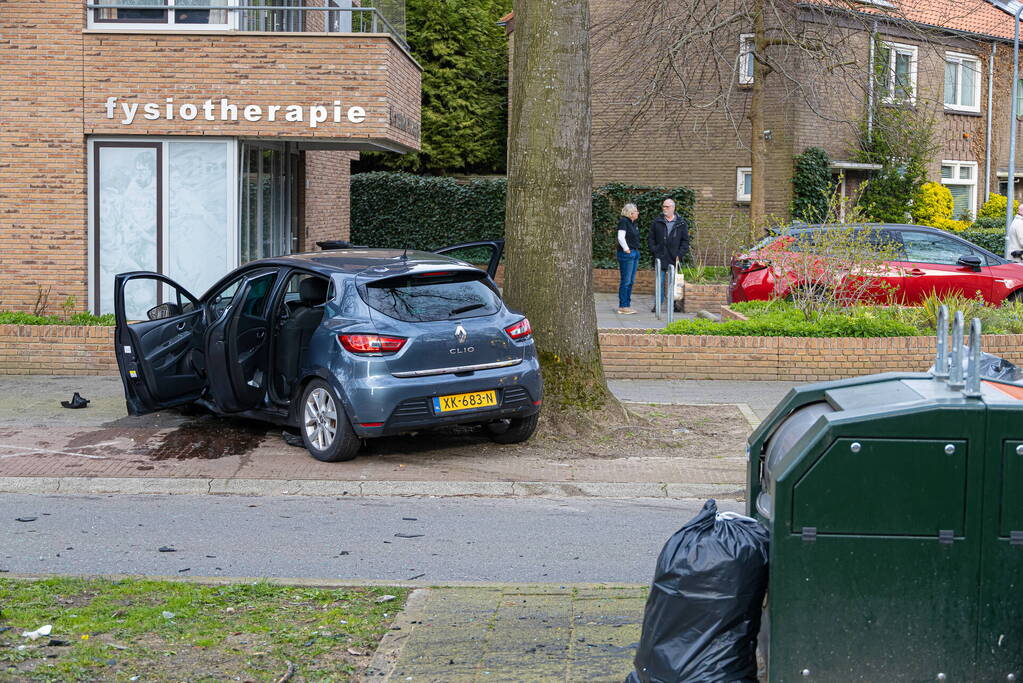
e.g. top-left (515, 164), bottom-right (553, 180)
top-left (299, 278), bottom-right (329, 305)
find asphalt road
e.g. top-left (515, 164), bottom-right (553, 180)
top-left (1, 494), bottom-right (741, 584)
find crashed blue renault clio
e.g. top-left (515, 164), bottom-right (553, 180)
top-left (113, 241), bottom-right (543, 462)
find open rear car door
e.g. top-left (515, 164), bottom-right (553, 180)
top-left (114, 272), bottom-right (205, 415)
top-left (433, 240), bottom-right (504, 279)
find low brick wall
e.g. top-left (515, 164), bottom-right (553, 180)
top-left (6, 324), bottom-right (1020, 384)
top-left (598, 330), bottom-right (1023, 382)
top-left (0, 325), bottom-right (117, 375)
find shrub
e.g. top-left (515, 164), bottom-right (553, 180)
top-left (790, 147), bottom-right (832, 223)
top-left (0, 311), bottom-right (115, 326)
top-left (977, 193), bottom-right (1019, 220)
top-left (663, 301), bottom-right (921, 337)
top-left (350, 172), bottom-right (696, 269)
top-left (959, 228), bottom-right (1006, 256)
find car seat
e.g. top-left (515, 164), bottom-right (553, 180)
top-left (275, 277), bottom-right (329, 397)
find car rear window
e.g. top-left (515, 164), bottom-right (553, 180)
top-left (361, 271), bottom-right (502, 322)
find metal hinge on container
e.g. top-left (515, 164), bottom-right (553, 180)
top-left (1011, 531), bottom-right (1023, 546)
top-left (801, 527), bottom-right (817, 542)
top-left (939, 530), bottom-right (954, 544)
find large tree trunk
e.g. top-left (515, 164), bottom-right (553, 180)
top-left (749, 0), bottom-right (768, 229)
top-left (505, 0), bottom-right (610, 411)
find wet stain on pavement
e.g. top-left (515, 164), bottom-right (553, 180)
top-left (64, 416), bottom-right (269, 461)
top-left (147, 417), bottom-right (269, 461)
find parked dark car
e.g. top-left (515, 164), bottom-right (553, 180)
top-left (730, 224), bottom-right (1023, 306)
top-left (113, 241), bottom-right (543, 462)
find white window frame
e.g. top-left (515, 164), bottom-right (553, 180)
top-left (944, 51), bottom-right (981, 113)
top-left (736, 167), bottom-right (752, 203)
top-left (738, 34), bottom-right (754, 85)
top-left (878, 41), bottom-right (918, 105)
top-left (87, 0), bottom-right (238, 31)
top-left (87, 136), bottom-right (240, 314)
top-left (940, 160), bottom-right (978, 221)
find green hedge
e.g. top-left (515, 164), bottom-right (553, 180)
top-left (663, 304), bottom-right (921, 337)
top-left (960, 227), bottom-right (1006, 256)
top-left (0, 312), bottom-right (115, 326)
top-left (350, 172), bottom-right (696, 269)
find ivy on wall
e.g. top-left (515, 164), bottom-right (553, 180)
top-left (790, 147), bottom-right (832, 223)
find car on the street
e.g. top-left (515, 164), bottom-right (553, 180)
top-left (113, 241), bottom-right (543, 462)
top-left (729, 224), bottom-right (1023, 306)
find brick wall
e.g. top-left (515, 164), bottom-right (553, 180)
top-left (1, 0), bottom-right (88, 315)
top-left (0, 326), bottom-right (116, 375)
top-left (303, 150), bottom-right (359, 249)
top-left (599, 331), bottom-right (1023, 381)
top-left (5, 324), bottom-right (1022, 381)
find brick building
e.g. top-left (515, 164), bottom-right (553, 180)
top-left (502, 0), bottom-right (1023, 259)
top-left (2, 0), bottom-right (421, 314)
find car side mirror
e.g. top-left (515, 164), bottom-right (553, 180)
top-left (147, 302), bottom-right (182, 320)
top-left (957, 255), bottom-right (982, 272)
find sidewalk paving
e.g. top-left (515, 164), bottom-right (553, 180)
top-left (368, 584), bottom-right (647, 682)
top-left (0, 375), bottom-right (795, 499)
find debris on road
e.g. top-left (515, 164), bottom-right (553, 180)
top-left (60, 392), bottom-right (90, 409)
top-left (15, 517), bottom-right (37, 522)
top-left (157, 546), bottom-right (176, 552)
top-left (281, 431), bottom-right (304, 448)
top-left (161, 611), bottom-right (175, 620)
top-left (22, 625), bottom-right (52, 640)
top-left (394, 533), bottom-right (424, 539)
top-left (374, 595), bottom-right (397, 603)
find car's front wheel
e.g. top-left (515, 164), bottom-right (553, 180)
top-left (300, 379), bottom-right (360, 462)
top-left (486, 412), bottom-right (540, 444)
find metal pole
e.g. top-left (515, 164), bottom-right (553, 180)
top-left (949, 311), bottom-right (966, 391)
top-left (1005, 5), bottom-right (1023, 257)
top-left (933, 304), bottom-right (949, 380)
top-left (964, 318), bottom-right (983, 398)
top-left (667, 266), bottom-right (675, 326)
top-left (986, 43), bottom-right (996, 203)
top-left (654, 259), bottom-right (662, 320)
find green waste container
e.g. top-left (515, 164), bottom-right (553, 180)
top-left (747, 310), bottom-right (1022, 681)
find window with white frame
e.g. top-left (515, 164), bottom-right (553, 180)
top-left (736, 167), bottom-right (752, 202)
top-left (1015, 78), bottom-right (1023, 116)
top-left (89, 0), bottom-right (235, 30)
top-left (944, 52), bottom-right (981, 112)
top-left (739, 34), bottom-right (754, 85)
top-left (940, 161), bottom-right (978, 221)
top-left (877, 42), bottom-right (917, 104)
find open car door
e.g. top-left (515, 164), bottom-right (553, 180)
top-left (114, 272), bottom-right (205, 415)
top-left (203, 268), bottom-right (279, 413)
top-left (433, 240), bottom-right (504, 279)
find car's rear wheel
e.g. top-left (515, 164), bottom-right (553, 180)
top-left (486, 412), bottom-right (540, 444)
top-left (300, 379), bottom-right (360, 462)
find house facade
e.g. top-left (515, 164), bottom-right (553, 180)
top-left (504, 0), bottom-right (1023, 261)
top-left (2, 0), bottom-right (421, 314)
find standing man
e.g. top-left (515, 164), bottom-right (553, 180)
top-left (647, 198), bottom-right (691, 311)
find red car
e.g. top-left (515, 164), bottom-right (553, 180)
top-left (730, 224), bottom-right (1023, 306)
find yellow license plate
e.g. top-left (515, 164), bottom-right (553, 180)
top-left (433, 390), bottom-right (498, 413)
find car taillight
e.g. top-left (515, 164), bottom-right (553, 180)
top-left (337, 334), bottom-right (407, 354)
top-left (504, 318), bottom-right (532, 340)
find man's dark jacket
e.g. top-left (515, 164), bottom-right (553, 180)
top-left (647, 214), bottom-right (691, 268)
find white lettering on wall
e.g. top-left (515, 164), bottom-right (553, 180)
top-left (103, 97), bottom-right (368, 129)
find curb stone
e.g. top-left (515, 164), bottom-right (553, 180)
top-left (362, 587), bottom-right (431, 681)
top-left (0, 477), bottom-right (744, 500)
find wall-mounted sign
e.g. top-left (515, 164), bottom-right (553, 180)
top-left (104, 97), bottom-right (366, 129)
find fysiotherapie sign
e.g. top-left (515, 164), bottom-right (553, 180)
top-left (104, 97), bottom-right (366, 128)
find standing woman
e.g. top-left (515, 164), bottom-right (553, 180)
top-left (616, 203), bottom-right (641, 314)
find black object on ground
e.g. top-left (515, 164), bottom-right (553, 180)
top-left (627, 499), bottom-right (770, 683)
top-left (60, 392), bottom-right (90, 409)
top-left (282, 431), bottom-right (305, 448)
top-left (157, 546), bottom-right (176, 553)
top-left (15, 517), bottom-right (37, 522)
top-left (394, 533), bottom-right (424, 539)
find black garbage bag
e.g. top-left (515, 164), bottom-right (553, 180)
top-left (627, 500), bottom-right (769, 683)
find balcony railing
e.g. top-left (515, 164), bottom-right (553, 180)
top-left (85, 1), bottom-right (407, 48)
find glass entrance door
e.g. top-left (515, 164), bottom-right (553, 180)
top-left (240, 143), bottom-right (299, 263)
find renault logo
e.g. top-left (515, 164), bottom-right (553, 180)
top-left (454, 323), bottom-right (468, 344)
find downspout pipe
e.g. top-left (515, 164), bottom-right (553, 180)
top-left (867, 20), bottom-right (877, 138)
top-left (986, 43), bottom-right (995, 204)
top-left (1005, 3), bottom-right (1023, 257)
